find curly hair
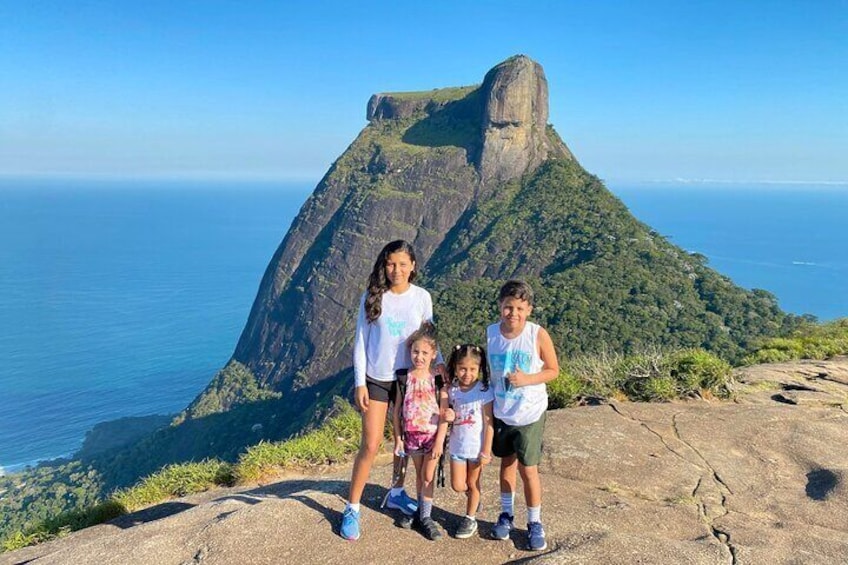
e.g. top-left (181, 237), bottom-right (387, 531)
top-left (447, 344), bottom-right (490, 391)
top-left (364, 240), bottom-right (417, 323)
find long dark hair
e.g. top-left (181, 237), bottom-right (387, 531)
top-left (447, 344), bottom-right (490, 391)
top-left (365, 240), bottom-right (417, 323)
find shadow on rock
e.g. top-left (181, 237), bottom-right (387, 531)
top-left (111, 502), bottom-right (195, 529)
top-left (806, 468), bottom-right (839, 500)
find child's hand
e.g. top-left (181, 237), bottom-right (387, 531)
top-left (394, 438), bottom-right (404, 457)
top-left (354, 385), bottom-right (369, 412)
top-left (478, 452), bottom-right (492, 466)
top-left (442, 407), bottom-right (456, 423)
top-left (508, 368), bottom-right (530, 388)
top-left (430, 443), bottom-right (443, 460)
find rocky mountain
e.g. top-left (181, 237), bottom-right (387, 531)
top-left (196, 55), bottom-right (795, 425)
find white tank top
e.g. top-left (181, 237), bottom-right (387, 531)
top-left (486, 321), bottom-right (547, 426)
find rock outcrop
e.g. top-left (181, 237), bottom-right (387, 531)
top-left (6, 358), bottom-right (847, 564)
top-left (479, 55), bottom-right (572, 183)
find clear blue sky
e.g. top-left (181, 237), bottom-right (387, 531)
top-left (1, 1), bottom-right (845, 183)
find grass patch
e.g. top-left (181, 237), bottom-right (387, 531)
top-left (548, 347), bottom-right (733, 406)
top-left (235, 398), bottom-right (361, 484)
top-left (743, 318), bottom-right (848, 365)
top-left (112, 460), bottom-right (234, 512)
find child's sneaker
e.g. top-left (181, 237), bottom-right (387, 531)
top-left (339, 506), bottom-right (360, 541)
top-left (418, 516), bottom-right (443, 541)
top-left (527, 521), bottom-right (547, 551)
top-left (455, 516), bottom-right (478, 539)
top-left (385, 489), bottom-right (418, 516)
top-left (490, 512), bottom-right (514, 540)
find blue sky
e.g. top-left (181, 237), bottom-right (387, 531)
top-left (1, 1), bottom-right (845, 183)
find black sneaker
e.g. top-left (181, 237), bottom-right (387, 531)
top-left (397, 513), bottom-right (415, 529)
top-left (455, 516), bottom-right (478, 539)
top-left (418, 516), bottom-right (443, 540)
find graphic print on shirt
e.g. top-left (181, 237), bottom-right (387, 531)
top-left (455, 405), bottom-right (477, 427)
top-left (386, 317), bottom-right (406, 337)
top-left (489, 349), bottom-right (532, 400)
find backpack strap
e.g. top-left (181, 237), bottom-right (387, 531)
top-left (435, 372), bottom-right (449, 489)
top-left (394, 369), bottom-right (409, 444)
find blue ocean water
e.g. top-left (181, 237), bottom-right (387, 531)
top-left (0, 179), bottom-right (311, 473)
top-left (1, 179), bottom-right (846, 474)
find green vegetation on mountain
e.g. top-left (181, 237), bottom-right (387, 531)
top-left (175, 360), bottom-right (281, 424)
top-left (429, 158), bottom-right (800, 364)
top-left (743, 318), bottom-right (848, 364)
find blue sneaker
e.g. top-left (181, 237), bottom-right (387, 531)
top-left (340, 506), bottom-right (360, 541)
top-left (490, 512), bottom-right (514, 540)
top-left (385, 490), bottom-right (418, 516)
top-left (527, 521), bottom-right (547, 550)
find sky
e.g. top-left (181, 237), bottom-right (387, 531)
top-left (1, 1), bottom-right (846, 184)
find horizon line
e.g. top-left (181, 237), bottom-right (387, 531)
top-left (2, 171), bottom-right (847, 187)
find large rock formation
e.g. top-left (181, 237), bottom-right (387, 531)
top-left (231, 55), bottom-right (575, 393)
top-left (6, 359), bottom-right (847, 564)
top-left (479, 55), bottom-right (572, 183)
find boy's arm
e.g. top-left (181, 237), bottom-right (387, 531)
top-left (479, 400), bottom-right (495, 464)
top-left (509, 327), bottom-right (560, 387)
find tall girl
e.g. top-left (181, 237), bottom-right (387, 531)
top-left (340, 240), bottom-right (442, 541)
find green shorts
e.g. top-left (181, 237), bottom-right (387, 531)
top-left (492, 412), bottom-right (546, 467)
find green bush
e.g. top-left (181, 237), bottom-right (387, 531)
top-left (547, 369), bottom-right (588, 409)
top-left (665, 349), bottom-right (733, 397)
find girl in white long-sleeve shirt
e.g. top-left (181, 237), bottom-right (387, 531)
top-left (340, 240), bottom-right (442, 541)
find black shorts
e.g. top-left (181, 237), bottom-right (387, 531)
top-left (365, 376), bottom-right (398, 403)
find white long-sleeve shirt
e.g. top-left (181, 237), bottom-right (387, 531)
top-left (353, 284), bottom-right (438, 387)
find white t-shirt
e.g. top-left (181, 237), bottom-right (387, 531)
top-left (487, 321), bottom-right (547, 426)
top-left (448, 381), bottom-right (495, 459)
top-left (352, 284), bottom-right (435, 387)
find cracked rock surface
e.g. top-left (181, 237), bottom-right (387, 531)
top-left (4, 358), bottom-right (847, 564)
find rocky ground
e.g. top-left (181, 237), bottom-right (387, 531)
top-left (4, 358), bottom-right (847, 565)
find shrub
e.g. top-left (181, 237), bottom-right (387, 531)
top-left (548, 369), bottom-right (588, 409)
top-left (665, 349), bottom-right (733, 398)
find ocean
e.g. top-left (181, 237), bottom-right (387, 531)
top-left (1, 179), bottom-right (846, 473)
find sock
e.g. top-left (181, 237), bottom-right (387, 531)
top-left (390, 487), bottom-right (403, 497)
top-left (527, 505), bottom-right (541, 523)
top-left (347, 502), bottom-right (360, 513)
top-left (500, 492), bottom-right (514, 517)
top-left (465, 514), bottom-right (476, 521)
top-left (420, 498), bottom-right (433, 519)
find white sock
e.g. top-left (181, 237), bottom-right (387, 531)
top-left (347, 502), bottom-right (361, 513)
top-left (500, 492), bottom-right (514, 516)
top-left (390, 487), bottom-right (403, 496)
top-left (527, 505), bottom-right (541, 523)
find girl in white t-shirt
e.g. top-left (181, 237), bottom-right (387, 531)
top-left (443, 344), bottom-right (495, 539)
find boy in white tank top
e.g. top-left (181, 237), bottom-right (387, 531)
top-left (486, 280), bottom-right (559, 551)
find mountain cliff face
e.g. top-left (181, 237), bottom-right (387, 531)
top-left (232, 55), bottom-right (574, 391)
top-left (196, 54), bottom-right (793, 425)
